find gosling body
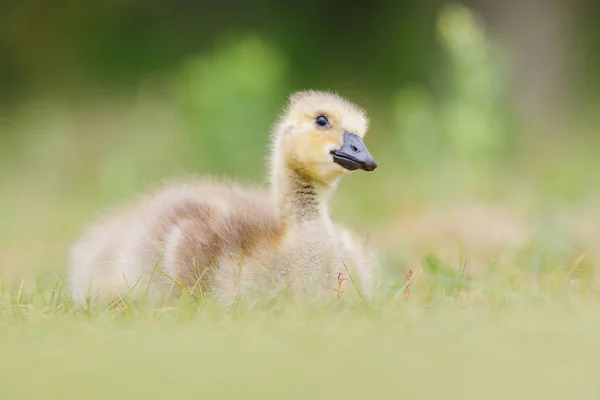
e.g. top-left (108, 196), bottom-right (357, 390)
top-left (69, 91), bottom-right (378, 306)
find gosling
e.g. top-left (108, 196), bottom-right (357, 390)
top-left (69, 90), bottom-right (378, 306)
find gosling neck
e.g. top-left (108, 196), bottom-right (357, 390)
top-left (272, 163), bottom-right (335, 226)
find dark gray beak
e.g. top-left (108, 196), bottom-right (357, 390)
top-left (330, 132), bottom-right (377, 171)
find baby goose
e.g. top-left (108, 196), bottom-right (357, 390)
top-left (69, 90), bottom-right (378, 306)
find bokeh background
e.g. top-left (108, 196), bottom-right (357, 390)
top-left (1, 0), bottom-right (600, 281)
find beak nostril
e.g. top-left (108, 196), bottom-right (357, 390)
top-left (351, 145), bottom-right (359, 152)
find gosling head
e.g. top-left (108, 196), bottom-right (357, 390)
top-left (273, 90), bottom-right (377, 186)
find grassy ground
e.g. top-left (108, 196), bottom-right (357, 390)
top-left (2, 307), bottom-right (600, 399)
top-left (1, 252), bottom-right (599, 399)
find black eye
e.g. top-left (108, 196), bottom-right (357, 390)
top-left (316, 115), bottom-right (330, 127)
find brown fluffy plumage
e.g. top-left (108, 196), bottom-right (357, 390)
top-left (69, 90), bottom-right (378, 306)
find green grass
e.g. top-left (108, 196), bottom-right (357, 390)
top-left (1, 259), bottom-right (599, 399)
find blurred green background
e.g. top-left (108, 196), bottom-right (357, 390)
top-left (1, 0), bottom-right (600, 279)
